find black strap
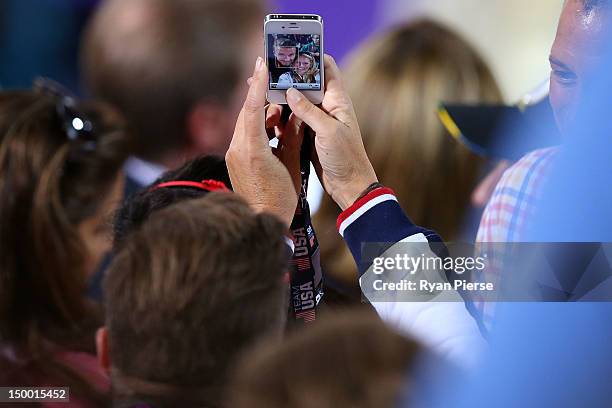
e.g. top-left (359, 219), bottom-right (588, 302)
top-left (286, 107), bottom-right (324, 323)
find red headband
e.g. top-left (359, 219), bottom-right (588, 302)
top-left (150, 179), bottom-right (230, 193)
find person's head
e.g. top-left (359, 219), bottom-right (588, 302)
top-left (82, 0), bottom-right (265, 166)
top-left (113, 155), bottom-right (231, 248)
top-left (315, 20), bottom-right (502, 284)
top-left (274, 38), bottom-right (298, 67)
top-left (295, 53), bottom-right (316, 77)
top-left (549, 0), bottom-right (611, 135)
top-left (0, 88), bottom-right (130, 354)
top-left (313, 35), bottom-right (320, 45)
top-left (99, 194), bottom-right (289, 407)
top-left (228, 310), bottom-right (421, 408)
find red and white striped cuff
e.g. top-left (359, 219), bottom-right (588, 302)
top-left (336, 187), bottom-right (398, 237)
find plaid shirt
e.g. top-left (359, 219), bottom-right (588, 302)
top-left (474, 147), bottom-right (558, 327)
top-left (477, 147), bottom-right (558, 243)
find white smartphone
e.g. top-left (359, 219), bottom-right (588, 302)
top-left (264, 14), bottom-right (324, 105)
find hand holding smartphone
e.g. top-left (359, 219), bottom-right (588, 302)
top-left (264, 14), bottom-right (324, 104)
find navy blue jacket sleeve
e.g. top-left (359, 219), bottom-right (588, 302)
top-left (337, 187), bottom-right (443, 277)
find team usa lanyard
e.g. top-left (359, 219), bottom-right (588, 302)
top-left (288, 125), bottom-right (324, 324)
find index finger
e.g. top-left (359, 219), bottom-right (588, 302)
top-left (266, 104), bottom-right (283, 128)
top-left (323, 54), bottom-right (345, 94)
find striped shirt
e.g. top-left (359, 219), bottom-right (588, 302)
top-left (474, 148), bottom-right (558, 326)
top-left (477, 147), bottom-right (558, 243)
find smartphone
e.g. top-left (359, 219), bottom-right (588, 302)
top-left (264, 14), bottom-right (324, 104)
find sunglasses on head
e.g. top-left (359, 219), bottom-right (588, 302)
top-left (33, 77), bottom-right (98, 151)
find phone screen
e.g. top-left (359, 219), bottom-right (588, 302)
top-left (267, 34), bottom-right (322, 91)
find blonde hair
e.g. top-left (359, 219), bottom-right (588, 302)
top-left (297, 53), bottom-right (318, 83)
top-left (228, 309), bottom-right (421, 408)
top-left (315, 20), bottom-right (503, 284)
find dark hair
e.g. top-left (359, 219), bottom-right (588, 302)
top-left (113, 155), bottom-right (231, 248)
top-left (105, 194), bottom-right (289, 407)
top-left (0, 90), bottom-right (131, 405)
top-left (82, 0), bottom-right (264, 161)
top-left (228, 309), bottom-right (422, 408)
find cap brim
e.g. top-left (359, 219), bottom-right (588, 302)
top-left (438, 98), bottom-right (560, 161)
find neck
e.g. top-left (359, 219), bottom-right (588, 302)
top-left (111, 370), bottom-right (221, 408)
top-left (151, 149), bottom-right (189, 170)
top-left (138, 147), bottom-right (198, 171)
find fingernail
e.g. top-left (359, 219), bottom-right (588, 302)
top-left (254, 57), bottom-right (263, 73)
top-left (286, 87), bottom-right (303, 104)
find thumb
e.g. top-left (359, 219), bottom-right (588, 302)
top-left (239, 57), bottom-right (270, 150)
top-left (286, 88), bottom-right (332, 133)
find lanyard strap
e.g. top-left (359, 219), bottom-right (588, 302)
top-left (289, 127), bottom-right (324, 323)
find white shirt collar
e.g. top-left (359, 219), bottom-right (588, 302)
top-left (124, 156), bottom-right (167, 187)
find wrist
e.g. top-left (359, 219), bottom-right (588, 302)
top-left (336, 185), bottom-right (397, 236)
top-left (248, 199), bottom-right (295, 230)
top-left (334, 178), bottom-right (379, 211)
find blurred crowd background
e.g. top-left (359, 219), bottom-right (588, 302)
top-left (0, 0), bottom-right (563, 101)
top-left (4, 0), bottom-right (612, 407)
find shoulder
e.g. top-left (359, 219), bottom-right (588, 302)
top-left (477, 148), bottom-right (558, 242)
top-left (500, 147), bottom-right (558, 190)
top-left (494, 147), bottom-right (558, 208)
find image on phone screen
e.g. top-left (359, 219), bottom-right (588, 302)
top-left (267, 34), bottom-right (321, 91)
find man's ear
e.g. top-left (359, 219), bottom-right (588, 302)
top-left (96, 327), bottom-right (111, 374)
top-left (186, 102), bottom-right (233, 157)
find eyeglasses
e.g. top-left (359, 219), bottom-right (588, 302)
top-left (33, 77), bottom-right (98, 151)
